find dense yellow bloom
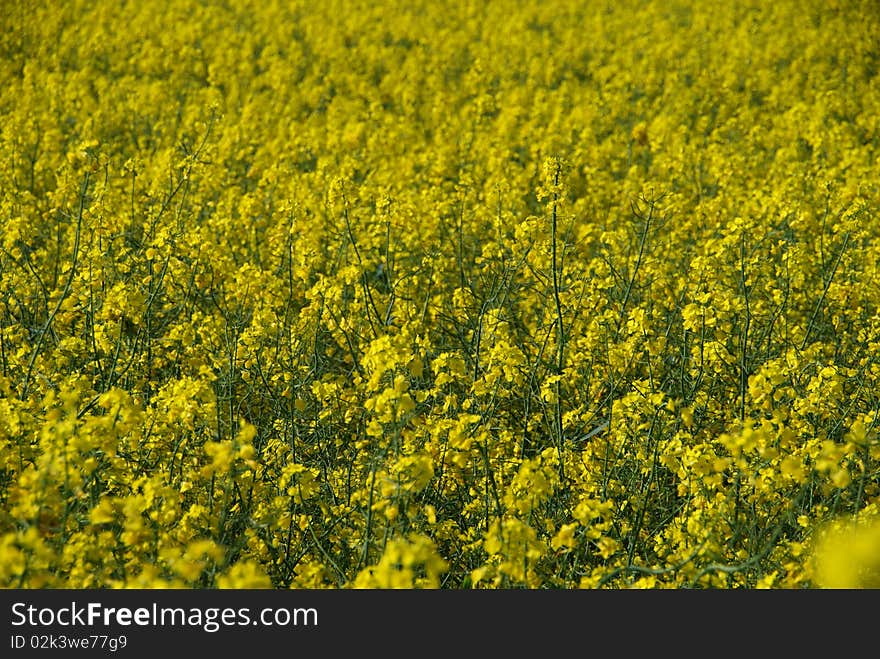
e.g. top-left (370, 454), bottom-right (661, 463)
top-left (353, 535), bottom-right (447, 588)
top-left (812, 515), bottom-right (880, 588)
top-left (1, 0), bottom-right (877, 589)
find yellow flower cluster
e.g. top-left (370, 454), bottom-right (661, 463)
top-left (1, 0), bottom-right (878, 588)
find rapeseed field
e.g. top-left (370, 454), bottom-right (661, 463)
top-left (1, 0), bottom-right (878, 588)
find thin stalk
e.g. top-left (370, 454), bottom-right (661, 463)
top-left (550, 159), bottom-right (566, 480)
top-left (21, 172), bottom-right (90, 398)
